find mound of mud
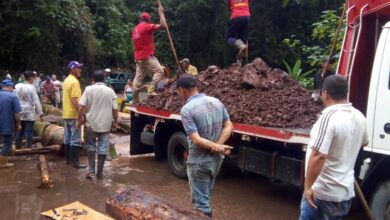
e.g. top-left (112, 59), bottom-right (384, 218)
top-left (143, 58), bottom-right (322, 129)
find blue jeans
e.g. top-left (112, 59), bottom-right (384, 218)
top-left (300, 196), bottom-right (352, 220)
top-left (16, 121), bottom-right (35, 147)
top-left (63, 119), bottom-right (81, 147)
top-left (86, 129), bottom-right (109, 155)
top-left (0, 133), bottom-right (13, 155)
top-left (187, 160), bottom-right (223, 214)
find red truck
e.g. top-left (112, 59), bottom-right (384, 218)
top-left (129, 0), bottom-right (390, 218)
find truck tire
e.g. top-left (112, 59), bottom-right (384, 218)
top-left (167, 132), bottom-right (188, 179)
top-left (370, 180), bottom-right (390, 220)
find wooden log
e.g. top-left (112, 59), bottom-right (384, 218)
top-left (14, 145), bottom-right (60, 155)
top-left (42, 104), bottom-right (63, 116)
top-left (118, 118), bottom-right (130, 131)
top-left (106, 187), bottom-right (210, 220)
top-left (34, 121), bottom-right (64, 146)
top-left (38, 154), bottom-right (54, 189)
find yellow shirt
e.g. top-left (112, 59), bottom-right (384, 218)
top-left (186, 65), bottom-right (198, 76)
top-left (62, 74), bottom-right (81, 119)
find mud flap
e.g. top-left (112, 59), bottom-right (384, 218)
top-left (130, 111), bottom-right (154, 155)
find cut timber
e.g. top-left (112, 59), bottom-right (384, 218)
top-left (38, 154), bottom-right (54, 189)
top-left (42, 104), bottom-right (63, 116)
top-left (106, 187), bottom-right (210, 220)
top-left (34, 121), bottom-right (64, 146)
top-left (14, 145), bottom-right (60, 155)
top-left (41, 201), bottom-right (113, 220)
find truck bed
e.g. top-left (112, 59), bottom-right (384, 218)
top-left (130, 107), bottom-right (311, 145)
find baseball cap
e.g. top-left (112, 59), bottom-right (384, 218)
top-left (1, 79), bottom-right (14, 87)
top-left (67, 61), bottom-right (83, 70)
top-left (140, 12), bottom-right (151, 21)
top-left (104, 68), bottom-right (112, 73)
top-left (177, 74), bottom-right (197, 89)
top-left (180, 58), bottom-right (190, 64)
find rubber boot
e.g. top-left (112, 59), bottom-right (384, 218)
top-left (96, 154), bottom-right (106, 180)
top-left (71, 146), bottom-right (87, 169)
top-left (64, 144), bottom-right (71, 165)
top-left (26, 138), bottom-right (33, 149)
top-left (14, 139), bottom-right (23, 150)
top-left (86, 151), bottom-right (96, 179)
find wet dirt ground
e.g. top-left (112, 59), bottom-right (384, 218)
top-left (0, 135), bottom-right (365, 220)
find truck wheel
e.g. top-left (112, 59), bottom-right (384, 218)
top-left (167, 132), bottom-right (188, 179)
top-left (370, 180), bottom-right (390, 220)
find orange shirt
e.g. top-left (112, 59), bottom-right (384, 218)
top-left (229, 0), bottom-right (251, 19)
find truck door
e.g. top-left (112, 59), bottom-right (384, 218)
top-left (371, 22), bottom-right (390, 153)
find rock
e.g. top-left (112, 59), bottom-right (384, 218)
top-left (142, 58), bottom-right (322, 129)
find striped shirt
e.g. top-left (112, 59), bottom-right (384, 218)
top-left (180, 93), bottom-right (230, 164)
top-left (305, 103), bottom-right (368, 202)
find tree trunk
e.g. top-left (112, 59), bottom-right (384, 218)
top-left (106, 187), bottom-right (210, 220)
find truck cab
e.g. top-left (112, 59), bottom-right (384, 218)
top-left (337, 0), bottom-right (390, 218)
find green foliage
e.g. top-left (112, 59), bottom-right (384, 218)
top-left (282, 6), bottom-right (345, 69)
top-left (0, 0), bottom-right (342, 80)
top-left (283, 59), bottom-right (314, 89)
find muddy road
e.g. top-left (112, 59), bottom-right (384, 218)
top-left (0, 136), bottom-right (364, 220)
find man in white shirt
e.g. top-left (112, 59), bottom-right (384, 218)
top-left (51, 74), bottom-right (62, 108)
top-left (14, 70), bottom-right (43, 148)
top-left (300, 75), bottom-right (368, 220)
top-left (77, 70), bottom-right (118, 180)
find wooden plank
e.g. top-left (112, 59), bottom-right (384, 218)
top-left (41, 201), bottom-right (113, 220)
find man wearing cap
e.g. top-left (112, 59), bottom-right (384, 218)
top-left (131, 6), bottom-right (167, 104)
top-left (0, 79), bottom-right (21, 167)
top-left (77, 70), bottom-right (118, 180)
top-left (63, 61), bottom-right (86, 169)
top-left (181, 58), bottom-right (198, 76)
top-left (226, 0), bottom-right (251, 63)
top-left (14, 70), bottom-right (43, 149)
top-left (177, 74), bottom-right (233, 217)
top-left (104, 68), bottom-right (112, 88)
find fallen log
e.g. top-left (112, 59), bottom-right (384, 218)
top-left (34, 121), bottom-right (64, 146)
top-left (106, 187), bottom-right (210, 220)
top-left (38, 154), bottom-right (54, 189)
top-left (42, 104), bottom-right (63, 116)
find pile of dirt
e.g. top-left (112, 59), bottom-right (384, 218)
top-left (143, 58), bottom-right (322, 129)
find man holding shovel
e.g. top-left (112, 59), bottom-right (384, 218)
top-left (131, 6), bottom-right (167, 104)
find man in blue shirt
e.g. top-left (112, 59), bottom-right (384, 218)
top-left (0, 79), bottom-right (21, 167)
top-left (177, 74), bottom-right (233, 217)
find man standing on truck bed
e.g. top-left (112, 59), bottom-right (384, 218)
top-left (177, 74), bottom-right (233, 217)
top-left (300, 75), bottom-right (368, 220)
top-left (226, 0), bottom-right (250, 63)
top-left (131, 6), bottom-right (167, 104)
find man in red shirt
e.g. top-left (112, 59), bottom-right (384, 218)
top-left (226, 0), bottom-right (251, 63)
top-left (131, 6), bottom-right (167, 104)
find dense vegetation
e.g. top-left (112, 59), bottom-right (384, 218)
top-left (0, 0), bottom-right (342, 80)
